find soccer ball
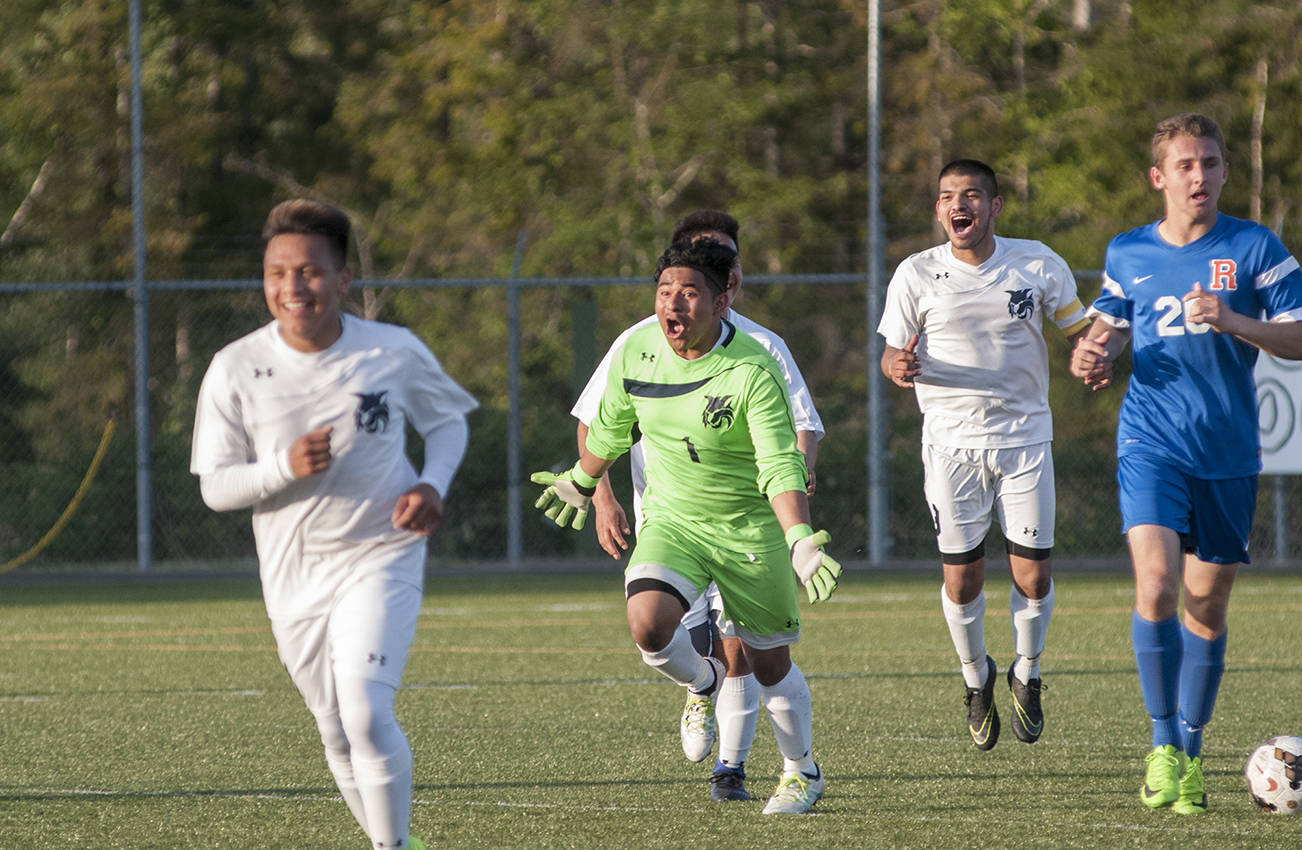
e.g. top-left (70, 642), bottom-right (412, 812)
top-left (1245, 736), bottom-right (1302, 813)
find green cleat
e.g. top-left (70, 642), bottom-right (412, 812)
top-left (1140, 745), bottom-right (1185, 809)
top-left (1172, 756), bottom-right (1208, 814)
top-left (963, 656), bottom-right (1000, 750)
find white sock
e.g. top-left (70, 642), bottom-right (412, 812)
top-left (760, 664), bottom-right (816, 775)
top-left (716, 673), bottom-right (760, 768)
top-left (639, 626), bottom-right (715, 691)
top-left (316, 710), bottom-right (371, 834)
top-left (941, 584), bottom-right (988, 689)
top-left (1010, 579), bottom-right (1054, 683)
top-left (338, 678), bottom-right (413, 849)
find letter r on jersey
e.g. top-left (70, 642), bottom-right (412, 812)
top-left (1208, 259), bottom-right (1237, 291)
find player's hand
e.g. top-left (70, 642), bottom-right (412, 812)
top-left (888, 334), bottom-right (921, 388)
top-left (530, 468), bottom-right (595, 531)
top-left (288, 426), bottom-right (333, 477)
top-left (806, 468), bottom-right (817, 497)
top-left (1070, 331), bottom-right (1113, 391)
top-left (789, 528), bottom-right (842, 604)
top-left (391, 483), bottom-right (444, 536)
top-left (1183, 281), bottom-right (1236, 333)
top-left (591, 492), bottom-right (631, 560)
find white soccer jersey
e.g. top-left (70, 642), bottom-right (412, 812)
top-left (877, 236), bottom-right (1087, 449)
top-left (191, 314), bottom-right (478, 622)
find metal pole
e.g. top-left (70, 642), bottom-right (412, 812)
top-left (866, 0), bottom-right (888, 564)
top-left (506, 231), bottom-right (527, 567)
top-left (129, 0), bottom-right (151, 572)
top-left (1274, 474), bottom-right (1287, 561)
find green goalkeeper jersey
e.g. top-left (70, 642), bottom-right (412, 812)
top-left (585, 320), bottom-right (808, 544)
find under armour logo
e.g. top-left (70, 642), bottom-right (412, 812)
top-left (935, 272), bottom-right (949, 279)
top-left (1024, 527), bottom-right (1038, 537)
top-left (253, 367), bottom-right (274, 378)
top-left (641, 352), bottom-right (656, 362)
top-left (367, 653), bottom-right (387, 666)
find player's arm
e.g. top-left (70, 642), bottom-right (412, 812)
top-left (577, 420), bottom-right (631, 559)
top-left (1182, 282), bottom-right (1302, 359)
top-left (1069, 317), bottom-right (1131, 391)
top-left (770, 489), bottom-right (842, 604)
top-left (747, 368), bottom-right (840, 602)
top-left (393, 414), bottom-right (471, 536)
top-left (797, 429), bottom-right (819, 496)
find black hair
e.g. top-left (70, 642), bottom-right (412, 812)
top-left (653, 238), bottom-right (737, 297)
top-left (262, 199), bottom-right (351, 268)
top-left (670, 209), bottom-right (740, 253)
top-left (938, 159), bottom-right (999, 198)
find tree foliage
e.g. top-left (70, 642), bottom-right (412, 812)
top-left (3, 0), bottom-right (1302, 562)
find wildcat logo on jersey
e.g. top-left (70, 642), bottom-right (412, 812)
top-left (701, 395), bottom-right (735, 429)
top-left (1006, 288), bottom-right (1034, 319)
top-left (354, 391), bottom-right (390, 433)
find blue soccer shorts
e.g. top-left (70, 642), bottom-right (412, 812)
top-left (1117, 453), bottom-right (1257, 565)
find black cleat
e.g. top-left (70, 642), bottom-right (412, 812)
top-left (709, 767), bottom-right (752, 801)
top-left (1006, 666), bottom-right (1044, 744)
top-left (963, 656), bottom-right (1000, 750)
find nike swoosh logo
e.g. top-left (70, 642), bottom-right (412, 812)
top-left (1133, 275), bottom-right (1154, 285)
top-left (1142, 783), bottom-right (1163, 799)
top-left (1013, 702), bottom-right (1043, 734)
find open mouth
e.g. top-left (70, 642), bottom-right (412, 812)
top-left (664, 317), bottom-right (684, 338)
top-left (950, 214), bottom-right (975, 237)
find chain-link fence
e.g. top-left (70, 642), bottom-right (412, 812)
top-left (3, 275), bottom-right (1302, 575)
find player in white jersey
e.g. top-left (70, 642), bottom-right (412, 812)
top-left (571, 210), bottom-right (824, 802)
top-left (878, 159), bottom-right (1088, 751)
top-left (190, 200), bottom-right (477, 850)
top-left (1071, 114), bottom-right (1302, 814)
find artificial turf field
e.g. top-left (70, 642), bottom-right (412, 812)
top-left (1, 568), bottom-right (1300, 848)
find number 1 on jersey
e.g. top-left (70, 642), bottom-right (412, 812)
top-left (682, 436), bottom-right (701, 463)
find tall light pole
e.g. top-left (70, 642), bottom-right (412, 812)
top-left (129, 0), bottom-right (152, 572)
top-left (866, 0), bottom-right (888, 564)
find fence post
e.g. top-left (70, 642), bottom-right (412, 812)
top-left (129, 0), bottom-right (152, 573)
top-left (506, 231), bottom-right (527, 567)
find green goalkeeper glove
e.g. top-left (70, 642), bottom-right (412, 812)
top-left (786, 524), bottom-right (842, 604)
top-left (529, 463), bottom-right (598, 531)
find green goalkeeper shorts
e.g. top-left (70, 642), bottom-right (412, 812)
top-left (625, 517), bottom-right (801, 649)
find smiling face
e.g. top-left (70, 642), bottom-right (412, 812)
top-left (936, 172), bottom-right (1003, 265)
top-left (655, 266), bottom-right (728, 360)
top-left (263, 233), bottom-right (352, 352)
top-left (1150, 134), bottom-right (1227, 231)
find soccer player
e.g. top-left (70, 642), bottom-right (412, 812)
top-left (190, 199), bottom-right (478, 849)
top-left (1070, 113), bottom-right (1302, 814)
top-left (571, 209), bottom-right (824, 802)
top-left (534, 238), bottom-right (841, 814)
top-left (878, 159), bottom-right (1089, 751)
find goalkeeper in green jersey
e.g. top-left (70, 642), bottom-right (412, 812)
top-left (532, 238), bottom-right (840, 814)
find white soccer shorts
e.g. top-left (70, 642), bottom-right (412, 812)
top-left (921, 441), bottom-right (1055, 555)
top-left (271, 557), bottom-right (424, 718)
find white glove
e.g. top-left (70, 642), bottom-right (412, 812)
top-left (530, 466), bottom-right (595, 530)
top-left (787, 526), bottom-right (842, 604)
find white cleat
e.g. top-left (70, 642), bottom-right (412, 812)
top-left (679, 657), bottom-right (723, 762)
top-left (761, 765), bottom-right (825, 814)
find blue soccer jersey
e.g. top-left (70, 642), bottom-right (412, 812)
top-left (1090, 213), bottom-right (1302, 477)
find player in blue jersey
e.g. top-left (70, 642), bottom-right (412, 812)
top-left (1070, 113), bottom-right (1302, 814)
